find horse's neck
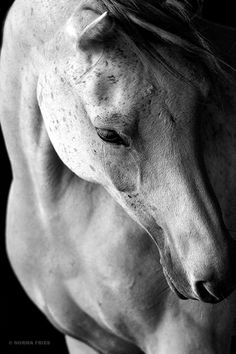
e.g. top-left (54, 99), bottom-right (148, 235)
top-left (8, 0), bottom-right (80, 44)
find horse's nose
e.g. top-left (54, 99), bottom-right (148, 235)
top-left (193, 280), bottom-right (236, 303)
top-left (191, 240), bottom-right (236, 303)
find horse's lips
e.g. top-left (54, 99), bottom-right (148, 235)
top-left (163, 268), bottom-right (188, 300)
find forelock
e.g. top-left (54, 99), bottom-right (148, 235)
top-left (100, 0), bottom-right (229, 90)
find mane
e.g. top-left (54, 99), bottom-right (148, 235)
top-left (100, 0), bottom-right (231, 91)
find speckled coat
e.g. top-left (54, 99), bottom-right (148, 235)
top-left (1, 1), bottom-right (236, 354)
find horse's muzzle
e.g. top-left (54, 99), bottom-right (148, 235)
top-left (191, 240), bottom-right (236, 303)
top-left (166, 272), bottom-right (236, 303)
top-left (162, 240), bottom-right (236, 304)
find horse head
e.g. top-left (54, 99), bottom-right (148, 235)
top-left (37, 1), bottom-right (236, 303)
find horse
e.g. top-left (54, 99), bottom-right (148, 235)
top-left (1, 1), bottom-right (236, 353)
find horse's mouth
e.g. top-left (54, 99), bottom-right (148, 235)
top-left (163, 268), bottom-right (188, 300)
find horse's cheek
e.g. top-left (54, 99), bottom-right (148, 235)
top-left (104, 153), bottom-right (140, 193)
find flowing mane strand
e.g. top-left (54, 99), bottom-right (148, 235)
top-left (100, 0), bottom-right (229, 88)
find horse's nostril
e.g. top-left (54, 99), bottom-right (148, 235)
top-left (194, 281), bottom-right (223, 303)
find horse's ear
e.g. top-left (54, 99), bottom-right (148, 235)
top-left (79, 12), bottom-right (113, 50)
top-left (66, 11), bottom-right (114, 52)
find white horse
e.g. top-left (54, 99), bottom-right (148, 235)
top-left (1, 1), bottom-right (236, 353)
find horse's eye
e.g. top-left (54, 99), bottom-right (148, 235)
top-left (95, 128), bottom-right (128, 146)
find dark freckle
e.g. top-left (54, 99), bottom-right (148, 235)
top-left (69, 111), bottom-right (72, 116)
top-left (150, 205), bottom-right (157, 212)
top-left (93, 149), bottom-right (97, 154)
top-left (127, 195), bottom-right (132, 199)
top-left (107, 75), bottom-right (118, 84)
top-left (51, 92), bottom-right (54, 99)
top-left (74, 148), bottom-right (78, 152)
top-left (90, 165), bottom-right (95, 172)
top-left (132, 193), bottom-right (139, 198)
top-left (169, 114), bottom-right (176, 123)
top-left (60, 77), bottom-right (65, 83)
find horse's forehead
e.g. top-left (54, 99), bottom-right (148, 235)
top-left (94, 50), bottom-right (143, 88)
top-left (83, 55), bottom-right (153, 114)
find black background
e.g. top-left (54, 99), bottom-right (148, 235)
top-left (1, 1), bottom-right (235, 353)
